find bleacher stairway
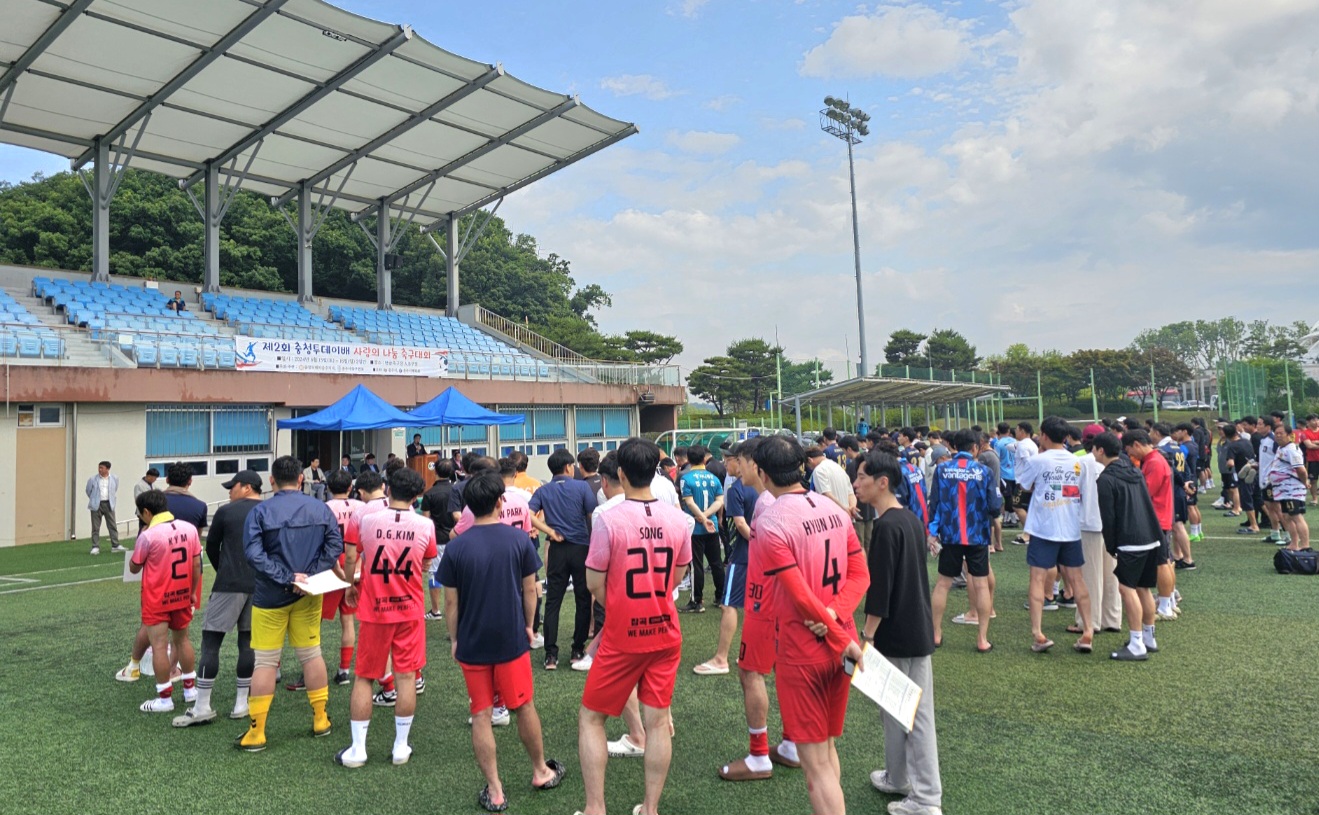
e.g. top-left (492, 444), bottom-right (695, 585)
top-left (3, 286), bottom-right (120, 368)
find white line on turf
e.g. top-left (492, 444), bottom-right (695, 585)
top-left (0, 576), bottom-right (39, 584)
top-left (0, 576), bottom-right (121, 595)
top-left (3, 561), bottom-right (123, 578)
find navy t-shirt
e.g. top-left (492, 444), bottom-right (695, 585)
top-left (724, 480), bottom-right (759, 565)
top-left (528, 475), bottom-right (597, 545)
top-left (165, 491), bottom-right (208, 531)
top-left (437, 523), bottom-right (543, 665)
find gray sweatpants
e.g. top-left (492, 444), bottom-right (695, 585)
top-left (90, 501), bottom-right (118, 548)
top-left (883, 655), bottom-right (942, 808)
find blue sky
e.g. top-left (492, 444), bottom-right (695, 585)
top-left (4, 0), bottom-right (1318, 375)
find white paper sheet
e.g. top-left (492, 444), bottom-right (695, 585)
top-left (293, 569), bottom-right (350, 596)
top-left (849, 643), bottom-right (923, 733)
top-left (122, 548), bottom-right (141, 583)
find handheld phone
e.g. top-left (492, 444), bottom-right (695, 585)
top-left (843, 655), bottom-right (858, 676)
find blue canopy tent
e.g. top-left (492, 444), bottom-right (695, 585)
top-left (407, 387), bottom-right (524, 427)
top-left (276, 384), bottom-right (417, 431)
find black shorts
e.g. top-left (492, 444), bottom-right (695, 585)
top-left (1002, 480), bottom-right (1017, 512)
top-left (1018, 489), bottom-right (1034, 510)
top-left (1156, 531), bottom-right (1171, 565)
top-left (1114, 549), bottom-right (1161, 589)
top-left (1239, 481), bottom-right (1257, 512)
top-left (938, 545), bottom-right (990, 578)
top-left (1281, 499), bottom-right (1307, 516)
top-left (1263, 486), bottom-right (1275, 504)
top-left (1221, 471), bottom-right (1237, 489)
top-left (1185, 484), bottom-right (1198, 506)
top-left (1308, 462), bottom-right (1319, 480)
top-left (1174, 490), bottom-right (1189, 524)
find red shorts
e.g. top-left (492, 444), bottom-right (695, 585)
top-left (355, 619), bottom-right (426, 679)
top-left (581, 642), bottom-right (681, 717)
top-left (320, 588), bottom-right (357, 620)
top-left (460, 652), bottom-right (534, 714)
top-left (775, 660), bottom-right (850, 744)
top-left (737, 616), bottom-right (777, 675)
top-left (142, 605), bottom-right (193, 630)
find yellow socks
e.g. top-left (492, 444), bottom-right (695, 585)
top-left (239, 694), bottom-right (272, 749)
top-left (308, 686), bottom-right (331, 735)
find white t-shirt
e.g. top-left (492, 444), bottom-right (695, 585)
top-left (810, 458), bottom-right (854, 508)
top-left (650, 473), bottom-right (680, 508)
top-left (1258, 434), bottom-right (1276, 487)
top-left (1015, 436), bottom-right (1039, 469)
top-left (1017, 447), bottom-right (1083, 542)
top-left (1077, 452), bottom-right (1104, 533)
top-left (98, 476), bottom-right (110, 501)
top-left (1268, 442), bottom-right (1307, 502)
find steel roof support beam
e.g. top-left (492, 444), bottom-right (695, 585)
top-left (270, 65), bottom-right (504, 209)
top-left (71, 0), bottom-right (291, 170)
top-left (420, 125), bottom-right (639, 235)
top-left (371, 97), bottom-right (578, 213)
top-left (0, 0), bottom-right (94, 98)
top-left (179, 24), bottom-right (412, 190)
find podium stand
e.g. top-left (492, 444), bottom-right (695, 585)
top-left (409, 454), bottom-right (439, 489)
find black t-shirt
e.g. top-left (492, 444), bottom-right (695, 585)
top-left (846, 456), bottom-right (877, 520)
top-left (206, 499), bottom-right (258, 594)
top-left (421, 481), bottom-right (456, 539)
top-left (1228, 438), bottom-right (1255, 473)
top-left (706, 458), bottom-right (727, 483)
top-left (865, 506), bottom-right (935, 658)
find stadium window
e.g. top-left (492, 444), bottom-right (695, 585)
top-left (605, 440), bottom-right (618, 451)
top-left (501, 446), bottom-right (516, 457)
top-left (182, 460), bottom-right (209, 477)
top-left (603, 408), bottom-right (632, 437)
top-left (533, 408), bottom-right (567, 441)
top-left (213, 407), bottom-right (270, 453)
top-left (215, 459), bottom-right (240, 475)
top-left (407, 427), bottom-right (443, 447)
top-left (553, 443), bottom-right (567, 451)
top-left (246, 458), bottom-right (269, 472)
top-left (16, 403), bottom-right (64, 428)
top-left (147, 404), bottom-right (272, 459)
top-left (536, 444), bottom-right (551, 455)
top-left (575, 408), bottom-right (605, 440)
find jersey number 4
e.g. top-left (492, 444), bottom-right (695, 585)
top-left (370, 546), bottom-right (413, 584)
top-left (625, 546), bottom-right (674, 600)
top-left (822, 538), bottom-right (842, 595)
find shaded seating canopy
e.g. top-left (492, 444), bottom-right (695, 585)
top-left (407, 387), bottom-right (523, 427)
top-left (276, 384), bottom-right (416, 430)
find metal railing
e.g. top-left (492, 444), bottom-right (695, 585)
top-left (873, 364), bottom-right (1001, 384)
top-left (469, 304), bottom-right (593, 364)
top-left (0, 321), bottom-right (84, 367)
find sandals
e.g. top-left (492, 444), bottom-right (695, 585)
top-left (1031, 639), bottom-right (1054, 653)
top-left (718, 757), bottom-right (773, 781)
top-left (1073, 641), bottom-right (1093, 654)
top-left (976, 643), bottom-right (994, 654)
top-left (478, 785), bottom-right (508, 813)
top-left (769, 743), bottom-right (801, 769)
top-left (693, 661), bottom-right (730, 675)
top-left (1065, 625), bottom-right (1085, 634)
top-left (533, 758), bottom-right (567, 790)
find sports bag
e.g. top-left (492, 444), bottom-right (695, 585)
top-left (1274, 548), bottom-right (1318, 575)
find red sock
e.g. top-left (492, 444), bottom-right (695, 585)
top-left (157, 683), bottom-right (173, 700)
top-left (182, 677), bottom-right (195, 690)
top-left (380, 674), bottom-right (395, 693)
top-left (340, 647), bottom-right (353, 670)
top-left (749, 729), bottom-right (769, 757)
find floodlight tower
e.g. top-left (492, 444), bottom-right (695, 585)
top-left (820, 96), bottom-right (871, 380)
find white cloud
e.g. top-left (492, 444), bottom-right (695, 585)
top-left (664, 130), bottom-right (742, 155)
top-left (670, 0), bottom-right (711, 18)
top-left (800, 5), bottom-right (973, 79)
top-left (599, 74), bottom-right (682, 100)
top-left (704, 94), bottom-right (741, 111)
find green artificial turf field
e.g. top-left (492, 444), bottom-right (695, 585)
top-left (1, 507), bottom-right (1317, 815)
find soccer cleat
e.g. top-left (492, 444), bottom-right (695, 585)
top-left (571, 654), bottom-right (593, 672)
top-left (140, 697), bottom-right (175, 713)
top-left (234, 732), bottom-right (266, 752)
top-left (423, 610), bottom-right (443, 621)
top-left (543, 656), bottom-right (557, 671)
top-left (1156, 608), bottom-right (1177, 621)
top-left (870, 769), bottom-right (912, 795)
top-left (334, 747), bottom-right (366, 768)
top-left (1175, 560), bottom-right (1197, 571)
top-left (373, 690), bottom-right (397, 707)
top-left (172, 707), bottom-right (217, 728)
top-left (334, 669), bottom-right (351, 686)
top-left (110, 545), bottom-right (126, 554)
top-left (415, 675), bottom-right (426, 694)
top-left (607, 734), bottom-right (645, 758)
top-left (530, 633), bottom-right (544, 650)
top-left (1058, 596), bottom-right (1078, 609)
top-left (679, 601), bottom-right (705, 614)
top-left (285, 677), bottom-right (306, 691)
top-left (392, 744), bottom-right (412, 766)
top-left (115, 664), bottom-right (140, 682)
top-left (89, 546), bottom-right (100, 555)
top-left (312, 717), bottom-right (333, 738)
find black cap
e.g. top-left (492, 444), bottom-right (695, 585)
top-left (221, 470), bottom-right (263, 491)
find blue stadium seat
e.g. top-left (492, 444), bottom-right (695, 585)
top-left (158, 343), bottom-right (179, 367)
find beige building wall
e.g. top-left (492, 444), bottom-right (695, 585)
top-left (69, 403), bottom-right (148, 542)
top-left (0, 409), bottom-right (17, 546)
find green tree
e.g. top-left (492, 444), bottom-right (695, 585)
top-left (687, 356), bottom-right (750, 416)
top-left (618, 331), bottom-right (683, 364)
top-left (883, 329), bottom-right (926, 366)
top-left (726, 338), bottom-right (782, 412)
top-left (925, 328), bottom-right (980, 371)
top-left (781, 359), bottom-right (834, 396)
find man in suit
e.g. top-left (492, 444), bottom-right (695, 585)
top-left (86, 460), bottom-right (122, 555)
top-left (362, 453), bottom-right (380, 474)
top-left (340, 455), bottom-right (357, 477)
top-left (407, 434), bottom-right (427, 460)
top-left (303, 457), bottom-right (327, 501)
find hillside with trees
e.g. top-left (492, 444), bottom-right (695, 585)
top-left (0, 170), bottom-right (681, 364)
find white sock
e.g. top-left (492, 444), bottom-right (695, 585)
top-left (128, 657), bottom-right (140, 671)
top-left (745, 753), bottom-right (772, 772)
top-left (350, 719), bottom-right (370, 756)
top-left (1143, 624), bottom-right (1157, 649)
top-left (778, 739), bottom-right (799, 763)
top-left (1157, 596), bottom-right (1171, 613)
top-left (394, 715), bottom-right (414, 751)
top-left (234, 685), bottom-right (250, 709)
top-left (1128, 630), bottom-right (1146, 654)
top-left (194, 685), bottom-right (213, 713)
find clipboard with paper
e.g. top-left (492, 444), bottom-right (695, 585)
top-left (849, 643), bottom-right (923, 732)
top-left (293, 569), bottom-right (351, 596)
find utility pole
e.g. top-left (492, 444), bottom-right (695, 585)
top-left (820, 96), bottom-right (871, 381)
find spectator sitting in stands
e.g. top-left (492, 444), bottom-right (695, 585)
top-left (166, 290), bottom-right (187, 314)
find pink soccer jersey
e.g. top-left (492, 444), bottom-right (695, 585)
top-left (454, 488), bottom-right (535, 535)
top-left (326, 497), bottom-right (364, 569)
top-left (743, 490), bottom-right (779, 622)
top-left (586, 499), bottom-right (693, 653)
top-left (345, 497), bottom-right (389, 549)
top-left (355, 508), bottom-right (438, 624)
top-left (758, 491), bottom-right (862, 666)
top-left (132, 518), bottom-right (202, 614)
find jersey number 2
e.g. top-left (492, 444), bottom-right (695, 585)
top-left (170, 547), bottom-right (188, 580)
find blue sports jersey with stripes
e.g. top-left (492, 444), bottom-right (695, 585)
top-left (928, 452), bottom-right (1003, 547)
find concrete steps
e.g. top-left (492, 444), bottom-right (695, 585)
top-left (3, 286), bottom-right (117, 368)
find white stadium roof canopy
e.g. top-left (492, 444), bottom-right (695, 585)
top-left (0, 0), bottom-right (637, 227)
